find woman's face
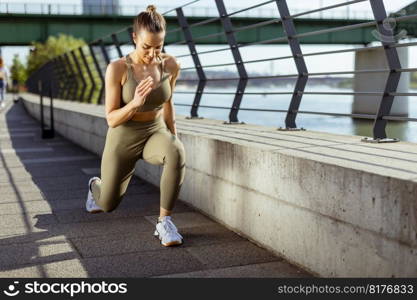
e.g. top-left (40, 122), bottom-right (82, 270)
top-left (133, 29), bottom-right (165, 64)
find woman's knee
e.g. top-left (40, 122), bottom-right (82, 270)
top-left (97, 188), bottom-right (124, 212)
top-left (167, 138), bottom-right (186, 166)
top-left (99, 198), bottom-right (121, 213)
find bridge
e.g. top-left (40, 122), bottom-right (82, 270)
top-left (1, 1), bottom-right (416, 45)
top-left (1, 0), bottom-right (417, 278)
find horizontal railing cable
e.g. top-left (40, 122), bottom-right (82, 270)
top-left (174, 90), bottom-right (417, 96)
top-left (173, 18), bottom-right (379, 58)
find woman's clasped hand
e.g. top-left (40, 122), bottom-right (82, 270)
top-left (132, 76), bottom-right (154, 109)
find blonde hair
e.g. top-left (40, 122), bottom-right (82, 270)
top-left (133, 5), bottom-right (166, 34)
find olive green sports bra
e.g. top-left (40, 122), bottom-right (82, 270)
top-left (121, 54), bottom-right (171, 112)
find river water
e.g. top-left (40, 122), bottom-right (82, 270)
top-left (173, 84), bottom-right (417, 143)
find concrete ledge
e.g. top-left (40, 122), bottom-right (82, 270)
top-left (20, 93), bottom-right (417, 277)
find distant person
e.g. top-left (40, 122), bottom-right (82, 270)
top-left (0, 58), bottom-right (8, 108)
top-left (85, 5), bottom-right (186, 247)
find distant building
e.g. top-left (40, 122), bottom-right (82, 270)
top-left (83, 0), bottom-right (120, 15)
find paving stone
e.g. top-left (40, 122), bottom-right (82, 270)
top-left (0, 133), bottom-right (35, 138)
top-left (37, 182), bottom-right (157, 200)
top-left (0, 127), bottom-right (38, 132)
top-left (0, 216), bottom-right (155, 245)
top-left (25, 165), bottom-right (100, 178)
top-left (185, 241), bottom-right (281, 269)
top-left (81, 248), bottom-right (205, 277)
top-left (0, 200), bottom-right (52, 215)
top-left (154, 261), bottom-right (312, 278)
top-left (54, 200), bottom-right (193, 224)
top-left (0, 259), bottom-right (88, 277)
top-left (0, 236), bottom-right (80, 269)
top-left (0, 147), bottom-right (53, 154)
top-left (1, 182), bottom-right (43, 195)
top-left (0, 212), bottom-right (58, 229)
top-left (2, 148), bottom-right (90, 159)
top-left (178, 224), bottom-right (247, 247)
top-left (70, 231), bottom-right (162, 258)
top-left (80, 168), bottom-right (101, 175)
top-left (20, 155), bottom-right (97, 164)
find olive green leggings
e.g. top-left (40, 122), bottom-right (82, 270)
top-left (91, 114), bottom-right (186, 212)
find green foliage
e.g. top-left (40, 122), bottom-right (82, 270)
top-left (26, 33), bottom-right (86, 77)
top-left (10, 54), bottom-right (27, 84)
top-left (25, 33), bottom-right (103, 103)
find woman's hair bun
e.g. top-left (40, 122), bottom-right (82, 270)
top-left (133, 4), bottom-right (165, 33)
top-left (146, 5), bottom-right (156, 13)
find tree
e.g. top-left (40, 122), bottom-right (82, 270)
top-left (10, 54), bottom-right (27, 84)
top-left (26, 33), bottom-right (86, 77)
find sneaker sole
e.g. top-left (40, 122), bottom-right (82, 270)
top-left (86, 178), bottom-right (103, 214)
top-left (154, 231), bottom-right (183, 247)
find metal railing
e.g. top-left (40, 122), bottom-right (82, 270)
top-left (25, 0), bottom-right (417, 142)
top-left (0, 1), bottom-right (376, 19)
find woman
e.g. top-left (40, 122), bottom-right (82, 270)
top-left (0, 57), bottom-right (8, 108)
top-left (85, 5), bottom-right (186, 247)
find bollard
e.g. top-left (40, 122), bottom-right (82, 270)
top-left (39, 80), bottom-right (55, 139)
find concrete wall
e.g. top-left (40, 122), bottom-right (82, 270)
top-left (21, 93), bottom-right (417, 277)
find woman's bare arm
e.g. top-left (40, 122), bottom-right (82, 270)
top-left (104, 61), bottom-right (138, 128)
top-left (163, 56), bottom-right (181, 136)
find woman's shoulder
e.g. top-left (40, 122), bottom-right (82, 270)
top-left (108, 57), bottom-right (128, 70)
top-left (105, 57), bottom-right (128, 80)
top-left (160, 53), bottom-right (180, 75)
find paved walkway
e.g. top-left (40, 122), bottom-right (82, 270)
top-left (0, 95), bottom-right (313, 278)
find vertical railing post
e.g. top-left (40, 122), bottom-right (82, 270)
top-left (362, 0), bottom-right (402, 143)
top-left (99, 39), bottom-right (111, 65)
top-left (275, 0), bottom-right (308, 131)
top-left (79, 47), bottom-right (96, 103)
top-left (89, 43), bottom-right (105, 104)
top-left (71, 49), bottom-right (87, 102)
top-left (63, 53), bottom-right (78, 101)
top-left (215, 0), bottom-right (247, 124)
top-left (176, 7), bottom-right (206, 119)
top-left (99, 39), bottom-right (110, 104)
top-left (58, 55), bottom-right (72, 100)
top-left (127, 27), bottom-right (135, 47)
top-left (39, 80), bottom-right (44, 133)
top-left (49, 59), bottom-right (58, 98)
top-left (51, 58), bottom-right (64, 99)
top-left (111, 33), bottom-right (124, 58)
top-left (47, 64), bottom-right (55, 138)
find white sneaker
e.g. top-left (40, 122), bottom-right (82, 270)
top-left (154, 216), bottom-right (183, 246)
top-left (86, 176), bottom-right (103, 213)
top-left (0, 102), bottom-right (4, 108)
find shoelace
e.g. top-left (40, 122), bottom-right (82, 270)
top-left (161, 218), bottom-right (183, 239)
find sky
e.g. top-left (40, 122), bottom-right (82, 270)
top-left (1, 0), bottom-right (416, 74)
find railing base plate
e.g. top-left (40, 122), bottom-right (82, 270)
top-left (277, 127), bottom-right (306, 131)
top-left (361, 137), bottom-right (399, 143)
top-left (223, 121), bottom-right (245, 125)
top-left (185, 116), bottom-right (204, 120)
top-left (42, 129), bottom-right (55, 139)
